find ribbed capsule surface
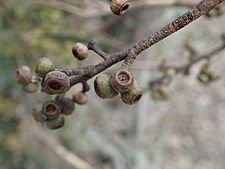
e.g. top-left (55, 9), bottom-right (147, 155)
top-left (94, 74), bottom-right (118, 99)
top-left (110, 0), bottom-right (130, 15)
top-left (121, 80), bottom-right (143, 105)
top-left (42, 71), bottom-right (70, 94)
top-left (110, 69), bottom-right (134, 93)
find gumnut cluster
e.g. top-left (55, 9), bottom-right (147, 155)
top-left (94, 69), bottom-right (143, 105)
top-left (38, 43), bottom-right (89, 95)
top-left (16, 43), bottom-right (90, 129)
top-left (32, 91), bottom-right (88, 130)
top-left (33, 54), bottom-right (88, 129)
top-left (16, 41), bottom-right (145, 131)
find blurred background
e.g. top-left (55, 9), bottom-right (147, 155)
top-left (0, 0), bottom-right (225, 169)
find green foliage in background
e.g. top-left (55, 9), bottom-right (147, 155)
top-left (0, 1), bottom-right (100, 168)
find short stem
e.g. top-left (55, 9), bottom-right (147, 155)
top-left (88, 40), bottom-right (110, 60)
top-left (81, 81), bottom-right (90, 93)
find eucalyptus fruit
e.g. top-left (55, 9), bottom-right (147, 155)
top-left (197, 72), bottom-right (210, 84)
top-left (42, 101), bottom-right (61, 120)
top-left (72, 92), bottom-right (88, 105)
top-left (35, 57), bottom-right (55, 77)
top-left (110, 69), bottom-right (134, 93)
top-left (72, 43), bottom-right (88, 60)
top-left (151, 85), bottom-right (169, 101)
top-left (110, 0), bottom-right (130, 15)
top-left (16, 65), bottom-right (32, 85)
top-left (121, 80), bottom-right (143, 105)
top-left (42, 71), bottom-right (70, 94)
top-left (197, 62), bottom-right (220, 85)
top-left (94, 74), bottom-right (118, 99)
top-left (55, 96), bottom-right (75, 115)
top-left (32, 108), bottom-right (46, 123)
top-left (47, 115), bottom-right (65, 130)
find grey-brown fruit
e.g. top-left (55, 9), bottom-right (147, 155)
top-left (121, 80), bottom-right (143, 105)
top-left (16, 65), bottom-right (32, 85)
top-left (32, 108), bottom-right (46, 123)
top-left (35, 57), bottom-right (55, 78)
top-left (42, 101), bottom-right (61, 120)
top-left (110, 69), bottom-right (134, 93)
top-left (55, 96), bottom-right (75, 115)
top-left (72, 43), bottom-right (88, 60)
top-left (110, 0), bottom-right (130, 15)
top-left (47, 115), bottom-right (65, 130)
top-left (42, 71), bottom-right (70, 94)
top-left (72, 92), bottom-right (88, 105)
top-left (94, 74), bottom-right (118, 99)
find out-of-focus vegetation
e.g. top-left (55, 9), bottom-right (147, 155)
top-left (1, 1), bottom-right (225, 169)
top-left (0, 1), bottom-right (100, 168)
top-left (0, 1), bottom-right (126, 168)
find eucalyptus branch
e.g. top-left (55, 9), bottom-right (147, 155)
top-left (121, 0), bottom-right (224, 69)
top-left (88, 40), bottom-right (110, 60)
top-left (15, 0), bottom-right (225, 129)
top-left (61, 0), bottom-right (224, 86)
top-left (149, 38), bottom-right (225, 87)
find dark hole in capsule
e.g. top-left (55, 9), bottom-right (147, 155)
top-left (120, 4), bottom-right (129, 13)
top-left (94, 80), bottom-right (100, 95)
top-left (118, 73), bottom-right (129, 83)
top-left (49, 81), bottom-right (62, 90)
top-left (46, 104), bottom-right (57, 113)
top-left (132, 94), bottom-right (142, 104)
